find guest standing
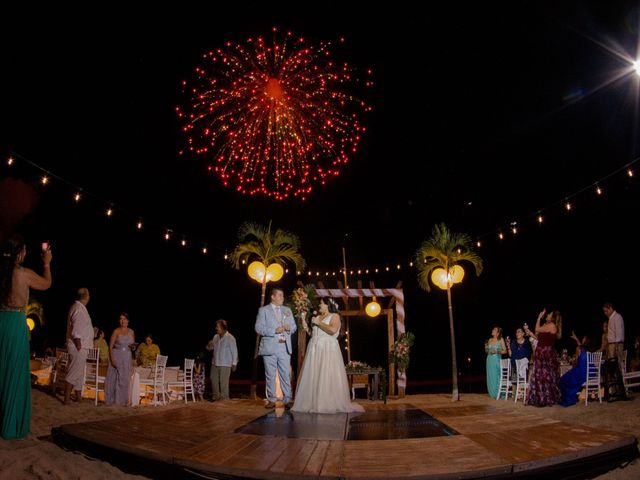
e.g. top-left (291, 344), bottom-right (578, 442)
top-left (526, 309), bottom-right (562, 406)
top-left (135, 334), bottom-right (160, 367)
top-left (206, 319), bottom-right (238, 401)
top-left (65, 288), bottom-right (94, 405)
top-left (507, 327), bottom-right (533, 381)
top-left (603, 303), bottom-right (625, 369)
top-left (94, 328), bottom-right (109, 365)
top-left (599, 321), bottom-right (609, 358)
top-left (0, 235), bottom-right (52, 439)
top-left (105, 313), bottom-right (135, 406)
top-left (485, 327), bottom-right (506, 398)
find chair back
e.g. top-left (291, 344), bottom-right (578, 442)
top-left (585, 351), bottom-right (603, 405)
top-left (153, 355), bottom-right (168, 385)
top-left (184, 358), bottom-right (195, 382)
top-left (496, 358), bottom-right (511, 400)
top-left (514, 358), bottom-right (529, 403)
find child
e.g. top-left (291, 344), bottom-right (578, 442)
top-left (193, 352), bottom-right (206, 401)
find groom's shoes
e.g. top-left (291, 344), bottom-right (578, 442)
top-left (284, 401), bottom-right (294, 410)
top-left (264, 401), bottom-right (276, 409)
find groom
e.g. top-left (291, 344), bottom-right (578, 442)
top-left (255, 287), bottom-right (297, 409)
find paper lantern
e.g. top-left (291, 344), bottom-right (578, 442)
top-left (247, 261), bottom-right (266, 282)
top-left (365, 299), bottom-right (381, 317)
top-left (266, 263), bottom-right (284, 282)
top-left (431, 268), bottom-right (448, 289)
top-left (450, 265), bottom-right (465, 284)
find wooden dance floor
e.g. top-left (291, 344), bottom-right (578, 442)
top-left (52, 395), bottom-right (638, 479)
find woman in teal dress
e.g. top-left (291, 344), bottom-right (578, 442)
top-left (485, 327), bottom-right (506, 398)
top-left (0, 235), bottom-right (52, 439)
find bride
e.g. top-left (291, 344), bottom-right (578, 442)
top-left (292, 298), bottom-right (364, 413)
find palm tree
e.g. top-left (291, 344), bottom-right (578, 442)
top-left (415, 223), bottom-right (482, 401)
top-left (229, 221), bottom-right (305, 399)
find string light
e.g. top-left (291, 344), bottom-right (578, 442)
top-left (628, 169), bottom-right (634, 178)
top-left (137, 220), bottom-right (143, 230)
top-left (498, 232), bottom-right (504, 240)
top-left (7, 157), bottom-right (14, 166)
top-left (565, 201), bottom-right (572, 211)
top-left (181, 238), bottom-right (187, 247)
top-left (74, 192), bottom-right (81, 202)
top-left (106, 207), bottom-right (113, 217)
top-left (511, 225), bottom-right (517, 235)
top-left (202, 246), bottom-right (208, 254)
top-left (41, 176), bottom-right (49, 185)
top-left (537, 215), bottom-right (544, 224)
top-left (164, 230), bottom-right (171, 240)
top-left (476, 240), bottom-right (482, 248)
top-left (595, 185), bottom-right (603, 195)
top-left (224, 254), bottom-right (228, 260)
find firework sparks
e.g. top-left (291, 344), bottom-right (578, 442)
top-left (177, 29), bottom-right (372, 200)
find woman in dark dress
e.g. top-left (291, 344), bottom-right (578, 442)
top-left (526, 309), bottom-right (562, 406)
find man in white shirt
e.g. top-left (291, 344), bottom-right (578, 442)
top-left (65, 288), bottom-right (94, 404)
top-left (604, 302), bottom-right (625, 368)
top-left (206, 319), bottom-right (238, 400)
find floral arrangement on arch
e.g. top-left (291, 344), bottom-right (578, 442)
top-left (288, 285), bottom-right (318, 334)
top-left (389, 332), bottom-right (415, 373)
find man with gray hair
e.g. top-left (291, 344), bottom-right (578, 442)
top-left (64, 288), bottom-right (94, 404)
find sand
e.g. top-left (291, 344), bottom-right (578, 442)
top-left (1, 387), bottom-right (639, 479)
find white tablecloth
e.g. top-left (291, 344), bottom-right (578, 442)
top-left (130, 366), bottom-right (182, 406)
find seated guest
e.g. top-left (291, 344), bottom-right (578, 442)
top-left (94, 328), bottom-right (109, 365)
top-left (559, 330), bottom-right (590, 407)
top-left (135, 334), bottom-right (160, 367)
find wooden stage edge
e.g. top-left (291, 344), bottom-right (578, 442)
top-left (52, 396), bottom-right (639, 480)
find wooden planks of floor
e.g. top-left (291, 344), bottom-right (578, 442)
top-left (53, 395), bottom-right (637, 479)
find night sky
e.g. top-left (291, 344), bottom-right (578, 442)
top-left (1, 1), bottom-right (639, 391)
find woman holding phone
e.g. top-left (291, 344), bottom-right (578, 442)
top-left (0, 235), bottom-right (52, 439)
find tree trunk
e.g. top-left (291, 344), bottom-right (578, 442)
top-left (447, 287), bottom-right (459, 401)
top-left (296, 313), bottom-right (308, 381)
top-left (249, 280), bottom-right (268, 400)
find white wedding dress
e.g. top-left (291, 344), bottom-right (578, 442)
top-left (292, 313), bottom-right (364, 414)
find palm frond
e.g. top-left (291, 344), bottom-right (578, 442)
top-left (415, 223), bottom-right (483, 292)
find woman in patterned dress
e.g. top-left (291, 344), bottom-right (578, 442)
top-left (526, 309), bottom-right (562, 406)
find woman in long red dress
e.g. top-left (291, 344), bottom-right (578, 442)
top-left (526, 308), bottom-right (562, 406)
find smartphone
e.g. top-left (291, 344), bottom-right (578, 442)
top-left (41, 241), bottom-right (49, 252)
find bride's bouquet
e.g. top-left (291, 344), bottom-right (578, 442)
top-left (288, 285), bottom-right (318, 334)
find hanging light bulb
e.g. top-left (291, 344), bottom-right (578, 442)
top-left (7, 157), bottom-right (14, 166)
top-left (365, 297), bottom-right (381, 317)
top-left (74, 192), bottom-right (81, 202)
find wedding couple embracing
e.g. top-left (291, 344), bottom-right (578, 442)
top-left (255, 287), bottom-right (363, 413)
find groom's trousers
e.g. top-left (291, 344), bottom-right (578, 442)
top-left (263, 349), bottom-right (292, 403)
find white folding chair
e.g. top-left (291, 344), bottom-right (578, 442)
top-left (167, 358), bottom-right (196, 403)
top-left (82, 348), bottom-right (105, 405)
top-left (620, 349), bottom-right (640, 391)
top-left (496, 358), bottom-right (512, 400)
top-left (139, 354), bottom-right (168, 405)
top-left (513, 358), bottom-right (529, 403)
top-left (51, 350), bottom-right (69, 395)
top-left (584, 351), bottom-right (603, 405)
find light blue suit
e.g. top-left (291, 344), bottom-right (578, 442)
top-left (255, 303), bottom-right (297, 403)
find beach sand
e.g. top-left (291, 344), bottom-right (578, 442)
top-left (1, 387), bottom-right (639, 479)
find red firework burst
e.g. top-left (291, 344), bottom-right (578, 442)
top-left (177, 29), bottom-right (372, 201)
